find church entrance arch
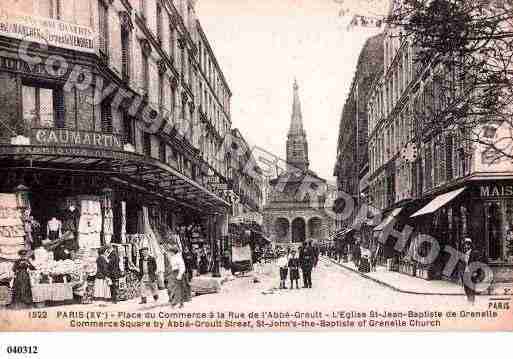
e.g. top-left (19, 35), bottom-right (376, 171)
top-left (291, 217), bottom-right (306, 243)
top-left (274, 217), bottom-right (290, 242)
top-left (308, 217), bottom-right (322, 239)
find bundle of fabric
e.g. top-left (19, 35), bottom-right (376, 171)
top-left (190, 276), bottom-right (221, 295)
top-left (0, 261), bottom-right (13, 281)
top-left (0, 285), bottom-right (11, 305)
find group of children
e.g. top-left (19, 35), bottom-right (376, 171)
top-left (277, 249), bottom-right (301, 289)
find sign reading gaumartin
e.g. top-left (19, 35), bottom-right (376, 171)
top-left (0, 10), bottom-right (95, 53)
top-left (31, 128), bottom-right (123, 151)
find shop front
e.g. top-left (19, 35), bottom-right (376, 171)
top-left (404, 180), bottom-right (513, 292)
top-left (0, 138), bottom-right (230, 306)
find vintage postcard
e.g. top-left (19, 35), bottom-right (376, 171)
top-left (0, 0), bottom-right (512, 334)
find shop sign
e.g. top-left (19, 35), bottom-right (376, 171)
top-left (245, 212), bottom-right (263, 225)
top-left (480, 185), bottom-right (513, 198)
top-left (31, 128), bottom-right (123, 150)
top-left (207, 176), bottom-right (220, 184)
top-left (0, 10), bottom-right (95, 53)
top-left (211, 183), bottom-right (228, 191)
top-left (0, 56), bottom-right (70, 78)
top-left (0, 144), bottom-right (142, 162)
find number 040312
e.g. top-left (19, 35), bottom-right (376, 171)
top-left (6, 346), bottom-right (39, 354)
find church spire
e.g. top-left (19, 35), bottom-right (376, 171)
top-left (286, 79), bottom-right (309, 172)
top-left (289, 78), bottom-right (304, 135)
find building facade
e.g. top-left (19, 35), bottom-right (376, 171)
top-left (366, 6), bottom-right (513, 288)
top-left (0, 0), bottom-right (232, 271)
top-left (264, 81), bottom-right (335, 245)
top-left (228, 128), bottom-right (264, 223)
top-left (333, 33), bottom-right (384, 246)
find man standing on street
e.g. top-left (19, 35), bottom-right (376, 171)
top-left (461, 237), bottom-right (484, 305)
top-left (352, 238), bottom-right (362, 269)
top-left (106, 245), bottom-right (122, 304)
top-left (138, 247), bottom-right (159, 304)
top-left (300, 241), bottom-right (314, 288)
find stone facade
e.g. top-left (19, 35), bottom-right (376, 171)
top-left (333, 33), bottom-right (384, 232)
top-left (264, 81), bottom-right (335, 244)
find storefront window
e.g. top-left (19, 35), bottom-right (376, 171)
top-left (22, 85), bottom-right (57, 128)
top-left (143, 133), bottom-right (151, 157)
top-left (487, 202), bottom-right (503, 261)
top-left (123, 112), bottom-right (135, 146)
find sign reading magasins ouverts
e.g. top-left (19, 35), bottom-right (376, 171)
top-left (0, 9), bottom-right (95, 53)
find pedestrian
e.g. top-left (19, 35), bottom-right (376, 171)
top-left (164, 244), bottom-right (186, 308)
top-left (182, 246), bottom-right (196, 282)
top-left (352, 239), bottom-right (362, 269)
top-left (137, 247), bottom-right (159, 304)
top-left (300, 241), bottom-right (314, 288)
top-left (288, 250), bottom-right (301, 289)
top-left (277, 252), bottom-right (289, 289)
top-left (198, 247), bottom-right (209, 275)
top-left (312, 242), bottom-right (319, 268)
top-left (11, 249), bottom-right (36, 309)
top-left (181, 247), bottom-right (194, 302)
top-left (94, 246), bottom-right (111, 303)
top-left (359, 247), bottom-right (371, 273)
top-left (106, 245), bottom-right (122, 304)
top-left (461, 237), bottom-right (485, 305)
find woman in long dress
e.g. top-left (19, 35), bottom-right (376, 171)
top-left (11, 250), bottom-right (36, 308)
top-left (94, 247), bottom-right (111, 302)
top-left (164, 245), bottom-right (186, 308)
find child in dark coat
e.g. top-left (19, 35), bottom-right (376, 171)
top-left (287, 250), bottom-right (300, 289)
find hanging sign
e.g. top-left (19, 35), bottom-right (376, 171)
top-left (0, 10), bottom-right (95, 53)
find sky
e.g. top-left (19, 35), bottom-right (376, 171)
top-left (195, 0), bottom-right (386, 182)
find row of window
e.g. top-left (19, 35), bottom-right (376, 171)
top-left (198, 39), bottom-right (230, 113)
top-left (368, 40), bottom-right (413, 136)
top-left (369, 133), bottom-right (470, 210)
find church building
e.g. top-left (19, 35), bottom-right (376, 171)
top-left (263, 81), bottom-right (335, 244)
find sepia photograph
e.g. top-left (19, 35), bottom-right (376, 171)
top-left (0, 0), bottom-right (512, 335)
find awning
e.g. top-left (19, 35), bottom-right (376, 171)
top-left (0, 144), bottom-right (231, 213)
top-left (374, 207), bottom-right (403, 231)
top-left (333, 227), bottom-right (354, 241)
top-left (411, 187), bottom-right (466, 218)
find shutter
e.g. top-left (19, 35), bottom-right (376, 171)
top-left (159, 140), bottom-right (166, 162)
top-left (101, 101), bottom-right (113, 133)
top-left (144, 133), bottom-right (151, 156)
top-left (439, 137), bottom-right (446, 184)
top-left (446, 135), bottom-right (453, 180)
top-left (54, 88), bottom-right (65, 128)
top-left (425, 145), bottom-right (432, 190)
top-left (121, 31), bottom-right (130, 80)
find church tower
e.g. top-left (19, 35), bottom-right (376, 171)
top-left (286, 79), bottom-right (309, 172)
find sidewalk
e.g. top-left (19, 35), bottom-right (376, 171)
top-left (324, 257), bottom-right (466, 295)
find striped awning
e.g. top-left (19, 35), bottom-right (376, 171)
top-left (411, 187), bottom-right (466, 218)
top-left (374, 207), bottom-right (403, 231)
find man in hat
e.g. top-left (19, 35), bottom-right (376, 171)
top-left (461, 237), bottom-right (485, 305)
top-left (300, 241), bottom-right (315, 288)
top-left (106, 245), bottom-right (123, 304)
top-left (138, 247), bottom-right (159, 304)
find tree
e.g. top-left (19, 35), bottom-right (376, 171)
top-left (340, 0), bottom-right (513, 162)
